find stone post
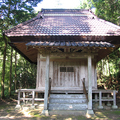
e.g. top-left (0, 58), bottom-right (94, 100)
top-left (31, 90), bottom-right (35, 109)
top-left (98, 91), bottom-right (103, 109)
top-left (23, 92), bottom-right (25, 103)
top-left (112, 90), bottom-right (118, 109)
top-left (107, 94), bottom-right (111, 107)
top-left (15, 90), bottom-right (21, 109)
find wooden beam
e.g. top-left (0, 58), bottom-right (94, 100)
top-left (42, 52), bottom-right (97, 58)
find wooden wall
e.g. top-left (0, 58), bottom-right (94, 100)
top-left (36, 54), bottom-right (97, 91)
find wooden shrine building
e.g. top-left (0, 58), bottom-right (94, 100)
top-left (5, 9), bottom-right (120, 115)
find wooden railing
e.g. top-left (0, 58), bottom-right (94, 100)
top-left (16, 78), bottom-right (52, 109)
top-left (82, 78), bottom-right (118, 109)
top-left (82, 78), bottom-right (88, 101)
top-left (92, 90), bottom-right (118, 109)
top-left (15, 89), bottom-right (44, 108)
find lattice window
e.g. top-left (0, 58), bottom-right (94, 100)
top-left (60, 67), bottom-right (74, 72)
top-left (67, 67), bottom-right (74, 72)
top-left (60, 67), bottom-right (66, 72)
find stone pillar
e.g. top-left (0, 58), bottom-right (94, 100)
top-left (42, 54), bottom-right (50, 116)
top-left (23, 92), bottom-right (25, 103)
top-left (86, 55), bottom-right (94, 116)
top-left (31, 90), bottom-right (35, 109)
top-left (95, 94), bottom-right (98, 102)
top-left (107, 94), bottom-right (111, 107)
top-left (98, 91), bottom-right (103, 109)
top-left (112, 90), bottom-right (118, 109)
top-left (15, 90), bottom-right (21, 109)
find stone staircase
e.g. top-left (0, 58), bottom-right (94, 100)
top-left (48, 94), bottom-right (88, 111)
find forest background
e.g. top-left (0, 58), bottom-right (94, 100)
top-left (0, 0), bottom-right (120, 99)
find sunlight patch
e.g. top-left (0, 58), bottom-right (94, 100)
top-left (65, 118), bottom-right (72, 120)
top-left (21, 110), bottom-right (32, 117)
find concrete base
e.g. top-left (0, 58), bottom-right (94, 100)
top-left (98, 106), bottom-right (103, 109)
top-left (41, 110), bottom-right (49, 116)
top-left (112, 105), bottom-right (118, 109)
top-left (86, 109), bottom-right (94, 118)
top-left (15, 105), bottom-right (21, 109)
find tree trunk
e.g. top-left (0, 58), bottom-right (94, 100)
top-left (9, 47), bottom-right (13, 96)
top-left (1, 34), bottom-right (7, 99)
top-left (107, 55), bottom-right (112, 88)
top-left (14, 51), bottom-right (17, 91)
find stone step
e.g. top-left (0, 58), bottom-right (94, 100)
top-left (49, 103), bottom-right (88, 111)
top-left (50, 94), bottom-right (86, 99)
top-left (49, 110), bottom-right (86, 116)
top-left (49, 98), bottom-right (87, 104)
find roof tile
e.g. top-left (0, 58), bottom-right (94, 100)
top-left (26, 41), bottom-right (114, 48)
top-left (5, 9), bottom-right (120, 37)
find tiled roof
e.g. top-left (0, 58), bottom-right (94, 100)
top-left (26, 41), bottom-right (114, 48)
top-left (5, 9), bottom-right (120, 37)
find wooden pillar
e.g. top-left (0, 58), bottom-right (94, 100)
top-left (36, 53), bottom-right (40, 89)
top-left (42, 54), bottom-right (50, 116)
top-left (86, 55), bottom-right (94, 115)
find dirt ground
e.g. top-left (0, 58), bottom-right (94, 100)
top-left (0, 94), bottom-right (120, 120)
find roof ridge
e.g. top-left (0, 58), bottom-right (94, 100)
top-left (41, 8), bottom-right (89, 13)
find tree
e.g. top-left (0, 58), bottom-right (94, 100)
top-left (1, 33), bottom-right (7, 98)
top-left (9, 47), bottom-right (13, 96)
top-left (0, 0), bottom-right (42, 98)
top-left (79, 0), bottom-right (93, 9)
top-left (92, 0), bottom-right (120, 25)
top-left (0, 0), bottom-right (43, 30)
top-left (97, 48), bottom-right (120, 90)
top-left (14, 51), bottom-right (17, 91)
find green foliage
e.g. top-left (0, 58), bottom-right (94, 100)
top-left (92, 0), bottom-right (120, 25)
top-left (0, 0), bottom-right (42, 98)
top-left (0, 0), bottom-right (42, 30)
top-left (16, 56), bottom-right (37, 89)
top-left (97, 48), bottom-right (120, 90)
top-left (0, 47), bottom-right (37, 97)
top-left (79, 0), bottom-right (93, 9)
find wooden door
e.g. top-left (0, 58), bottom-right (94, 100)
top-left (52, 61), bottom-right (81, 90)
